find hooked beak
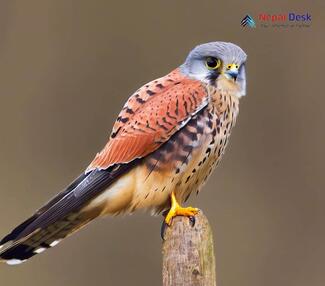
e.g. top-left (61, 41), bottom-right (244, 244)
top-left (224, 63), bottom-right (239, 81)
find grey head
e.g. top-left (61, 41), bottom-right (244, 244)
top-left (180, 42), bottom-right (247, 97)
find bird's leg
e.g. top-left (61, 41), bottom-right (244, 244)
top-left (160, 192), bottom-right (199, 240)
top-left (165, 191), bottom-right (199, 225)
top-left (161, 191), bottom-right (199, 239)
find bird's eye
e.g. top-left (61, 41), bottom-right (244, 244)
top-left (205, 57), bottom-right (221, 70)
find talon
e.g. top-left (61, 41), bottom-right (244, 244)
top-left (160, 220), bottom-right (168, 240)
top-left (161, 209), bottom-right (169, 218)
top-left (164, 191), bottom-right (199, 226)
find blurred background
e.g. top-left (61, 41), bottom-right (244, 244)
top-left (0, 0), bottom-right (324, 285)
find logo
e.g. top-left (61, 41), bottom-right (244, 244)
top-left (241, 15), bottom-right (256, 28)
top-left (241, 12), bottom-right (311, 29)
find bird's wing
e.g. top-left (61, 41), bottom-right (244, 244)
top-left (87, 68), bottom-right (210, 172)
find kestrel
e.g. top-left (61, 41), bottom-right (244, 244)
top-left (0, 42), bottom-right (247, 265)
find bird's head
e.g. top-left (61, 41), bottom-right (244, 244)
top-left (180, 42), bottom-right (247, 97)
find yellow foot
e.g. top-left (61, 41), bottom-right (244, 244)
top-left (164, 192), bottom-right (199, 226)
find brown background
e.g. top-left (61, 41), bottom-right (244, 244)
top-left (0, 1), bottom-right (324, 285)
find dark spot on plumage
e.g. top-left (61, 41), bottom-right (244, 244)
top-left (216, 118), bottom-right (220, 126)
top-left (135, 93), bottom-right (140, 98)
top-left (161, 186), bottom-right (166, 192)
top-left (162, 117), bottom-right (173, 126)
top-left (212, 128), bottom-right (217, 137)
top-left (192, 168), bottom-right (196, 173)
top-left (184, 193), bottom-right (191, 203)
top-left (175, 99), bottom-right (179, 115)
top-left (111, 126), bottom-right (121, 138)
top-left (207, 119), bottom-right (213, 129)
top-left (185, 176), bottom-right (191, 183)
top-left (166, 111), bottom-right (177, 120)
top-left (163, 141), bottom-right (174, 152)
top-left (146, 160), bottom-right (157, 170)
top-left (183, 95), bottom-right (189, 115)
top-left (150, 150), bottom-right (165, 163)
top-left (187, 119), bottom-right (196, 127)
top-left (167, 79), bottom-right (174, 82)
top-left (120, 117), bottom-right (129, 123)
top-left (202, 157), bottom-right (207, 163)
top-left (146, 90), bottom-right (156, 96)
top-left (224, 130), bottom-right (227, 135)
top-left (217, 127), bottom-right (220, 134)
top-left (145, 193), bottom-right (149, 199)
top-left (183, 101), bottom-right (189, 115)
top-left (183, 128), bottom-right (198, 141)
top-left (136, 97), bottom-right (145, 104)
top-left (156, 120), bottom-right (169, 131)
top-left (191, 92), bottom-right (198, 105)
top-left (218, 148), bottom-right (222, 156)
top-left (196, 125), bottom-right (204, 134)
top-left (188, 95), bottom-right (194, 110)
top-left (176, 168), bottom-right (180, 174)
top-left (125, 108), bottom-right (134, 114)
top-left (183, 145), bottom-right (193, 152)
top-left (206, 148), bottom-right (211, 154)
top-left (146, 120), bottom-right (156, 131)
top-left (198, 161), bottom-right (202, 166)
top-left (156, 83), bottom-right (164, 89)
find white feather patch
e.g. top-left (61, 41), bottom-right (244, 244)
top-left (6, 259), bottom-right (26, 265)
top-left (34, 247), bottom-right (46, 254)
top-left (49, 240), bottom-right (61, 247)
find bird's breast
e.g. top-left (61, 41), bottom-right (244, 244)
top-left (128, 92), bottom-right (239, 213)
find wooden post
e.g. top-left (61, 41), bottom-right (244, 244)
top-left (162, 211), bottom-right (216, 286)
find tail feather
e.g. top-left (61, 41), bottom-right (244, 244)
top-left (0, 163), bottom-right (135, 265)
top-left (0, 208), bottom-right (100, 265)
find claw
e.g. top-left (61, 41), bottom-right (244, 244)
top-left (160, 220), bottom-right (168, 240)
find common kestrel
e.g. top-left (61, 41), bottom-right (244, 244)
top-left (0, 41), bottom-right (247, 265)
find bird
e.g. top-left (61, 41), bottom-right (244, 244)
top-left (0, 41), bottom-right (247, 265)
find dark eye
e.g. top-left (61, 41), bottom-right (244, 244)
top-left (205, 57), bottom-right (221, 70)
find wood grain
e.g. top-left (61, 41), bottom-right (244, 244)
top-left (162, 211), bottom-right (216, 286)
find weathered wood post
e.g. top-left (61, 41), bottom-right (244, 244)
top-left (162, 211), bottom-right (216, 286)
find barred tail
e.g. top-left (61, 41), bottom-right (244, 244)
top-left (0, 165), bottom-right (134, 265)
top-left (0, 207), bottom-right (101, 265)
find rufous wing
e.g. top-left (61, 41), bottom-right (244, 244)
top-left (87, 69), bottom-right (209, 172)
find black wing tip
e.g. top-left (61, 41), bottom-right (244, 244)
top-left (0, 244), bottom-right (36, 261)
top-left (0, 215), bottom-right (38, 245)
